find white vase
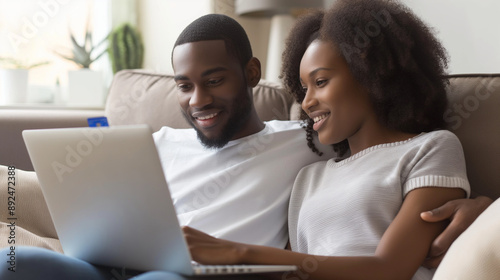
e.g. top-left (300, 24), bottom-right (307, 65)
top-left (67, 69), bottom-right (104, 107)
top-left (0, 69), bottom-right (29, 105)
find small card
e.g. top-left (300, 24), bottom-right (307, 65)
top-left (87, 116), bottom-right (109, 127)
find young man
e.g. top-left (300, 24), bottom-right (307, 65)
top-left (0, 14), bottom-right (492, 280)
top-left (152, 14), bottom-right (335, 250)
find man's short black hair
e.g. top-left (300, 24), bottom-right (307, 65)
top-left (173, 14), bottom-right (253, 67)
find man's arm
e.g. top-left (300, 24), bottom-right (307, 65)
top-left (420, 195), bottom-right (494, 268)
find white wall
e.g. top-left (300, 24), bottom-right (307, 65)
top-left (214, 0), bottom-right (272, 80)
top-left (402, 0), bottom-right (500, 74)
top-left (324, 0), bottom-right (500, 74)
top-left (138, 0), bottom-right (212, 73)
top-left (138, 0), bottom-right (500, 75)
top-left (137, 0), bottom-right (272, 76)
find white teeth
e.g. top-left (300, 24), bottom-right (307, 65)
top-left (197, 112), bottom-right (218, 120)
top-left (313, 113), bottom-right (329, 123)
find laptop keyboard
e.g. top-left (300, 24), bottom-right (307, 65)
top-left (192, 264), bottom-right (255, 274)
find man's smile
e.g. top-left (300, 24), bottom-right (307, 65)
top-left (191, 110), bottom-right (223, 129)
top-left (196, 112), bottom-right (219, 120)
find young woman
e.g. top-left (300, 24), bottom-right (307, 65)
top-left (182, 0), bottom-right (470, 279)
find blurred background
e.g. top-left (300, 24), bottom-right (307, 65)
top-left (0, 0), bottom-right (499, 107)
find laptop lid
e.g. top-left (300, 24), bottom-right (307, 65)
top-left (23, 125), bottom-right (194, 275)
top-left (22, 125), bottom-right (297, 276)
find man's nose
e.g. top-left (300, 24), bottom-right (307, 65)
top-left (189, 87), bottom-right (213, 108)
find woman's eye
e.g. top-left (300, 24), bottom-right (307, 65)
top-left (316, 79), bottom-right (327, 87)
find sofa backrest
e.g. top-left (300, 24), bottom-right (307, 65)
top-left (105, 70), bottom-right (295, 132)
top-left (444, 74), bottom-right (500, 199)
top-left (105, 70), bottom-right (500, 199)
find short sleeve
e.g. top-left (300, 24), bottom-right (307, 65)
top-left (403, 130), bottom-right (470, 198)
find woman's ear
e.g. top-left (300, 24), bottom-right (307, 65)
top-left (245, 57), bottom-right (261, 87)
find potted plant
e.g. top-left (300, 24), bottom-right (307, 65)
top-left (0, 57), bottom-right (49, 105)
top-left (108, 23), bottom-right (144, 74)
top-left (55, 21), bottom-right (108, 107)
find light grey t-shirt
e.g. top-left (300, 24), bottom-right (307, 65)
top-left (289, 130), bottom-right (470, 280)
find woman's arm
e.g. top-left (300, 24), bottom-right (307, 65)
top-left (184, 187), bottom-right (465, 280)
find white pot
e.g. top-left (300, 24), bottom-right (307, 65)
top-left (67, 69), bottom-right (104, 107)
top-left (0, 69), bottom-right (29, 105)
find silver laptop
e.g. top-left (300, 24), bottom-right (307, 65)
top-left (22, 124), bottom-right (297, 276)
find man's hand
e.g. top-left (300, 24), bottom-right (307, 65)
top-left (420, 196), bottom-right (493, 268)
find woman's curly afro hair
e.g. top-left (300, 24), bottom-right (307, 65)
top-left (281, 0), bottom-right (449, 157)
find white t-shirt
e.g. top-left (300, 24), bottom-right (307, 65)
top-left (289, 130), bottom-right (470, 280)
top-left (153, 120), bottom-right (335, 249)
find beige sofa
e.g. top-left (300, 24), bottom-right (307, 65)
top-left (1, 70), bottom-right (499, 255)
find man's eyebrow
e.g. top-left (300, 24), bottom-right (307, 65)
top-left (174, 75), bottom-right (188, 82)
top-left (174, 66), bottom-right (229, 82)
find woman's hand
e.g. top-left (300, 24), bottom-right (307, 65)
top-left (182, 226), bottom-right (249, 265)
top-left (420, 196), bottom-right (493, 267)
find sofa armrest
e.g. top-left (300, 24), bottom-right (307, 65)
top-left (0, 108), bottom-right (104, 171)
top-left (0, 165), bottom-right (62, 252)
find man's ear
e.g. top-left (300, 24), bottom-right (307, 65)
top-left (245, 57), bottom-right (261, 87)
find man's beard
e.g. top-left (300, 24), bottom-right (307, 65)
top-left (183, 91), bottom-right (252, 149)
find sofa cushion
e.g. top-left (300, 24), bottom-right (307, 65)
top-left (105, 70), bottom-right (295, 132)
top-left (434, 197), bottom-right (500, 279)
